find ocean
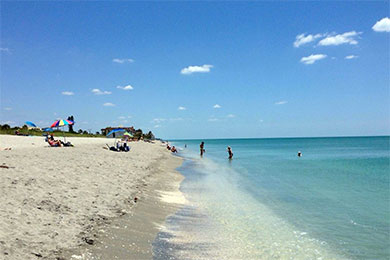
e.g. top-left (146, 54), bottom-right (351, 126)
top-left (153, 136), bottom-right (390, 259)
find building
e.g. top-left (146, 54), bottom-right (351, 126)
top-left (101, 126), bottom-right (136, 137)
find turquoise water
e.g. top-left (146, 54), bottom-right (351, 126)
top-left (153, 137), bottom-right (390, 259)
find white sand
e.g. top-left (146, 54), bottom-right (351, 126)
top-left (0, 135), bottom-right (182, 259)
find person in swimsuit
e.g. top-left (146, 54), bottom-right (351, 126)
top-left (227, 146), bottom-right (233, 159)
top-left (200, 142), bottom-right (205, 156)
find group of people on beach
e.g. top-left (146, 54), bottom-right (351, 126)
top-left (166, 143), bottom-right (177, 153)
top-left (200, 141), bottom-right (233, 159)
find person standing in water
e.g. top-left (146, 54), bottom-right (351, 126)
top-left (200, 142), bottom-right (205, 156)
top-left (227, 146), bottom-right (233, 159)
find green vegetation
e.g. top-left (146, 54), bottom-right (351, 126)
top-left (0, 124), bottom-right (104, 138)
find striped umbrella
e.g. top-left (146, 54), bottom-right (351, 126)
top-left (50, 119), bottom-right (74, 143)
top-left (51, 119), bottom-right (74, 128)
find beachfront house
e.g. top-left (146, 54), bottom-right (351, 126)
top-left (101, 126), bottom-right (136, 138)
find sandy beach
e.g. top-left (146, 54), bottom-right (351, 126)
top-left (0, 135), bottom-right (184, 260)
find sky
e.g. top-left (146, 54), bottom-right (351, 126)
top-left (1, 1), bottom-right (389, 139)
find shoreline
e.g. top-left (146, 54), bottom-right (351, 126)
top-left (0, 135), bottom-right (184, 260)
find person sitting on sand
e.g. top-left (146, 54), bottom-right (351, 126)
top-left (227, 146), bottom-right (233, 159)
top-left (166, 144), bottom-right (171, 150)
top-left (47, 135), bottom-right (62, 147)
top-left (171, 146), bottom-right (177, 153)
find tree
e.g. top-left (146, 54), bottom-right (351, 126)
top-left (1, 124), bottom-right (10, 130)
top-left (78, 129), bottom-right (83, 134)
top-left (22, 125), bottom-right (28, 130)
top-left (95, 131), bottom-right (100, 135)
top-left (144, 131), bottom-right (155, 140)
top-left (67, 115), bottom-right (75, 132)
top-left (133, 129), bottom-right (143, 140)
top-left (83, 130), bottom-right (88, 135)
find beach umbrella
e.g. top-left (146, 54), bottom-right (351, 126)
top-left (50, 119), bottom-right (74, 143)
top-left (43, 128), bottom-right (53, 132)
top-left (50, 119), bottom-right (74, 128)
top-left (123, 132), bottom-right (133, 141)
top-left (123, 132), bottom-right (133, 137)
top-left (106, 128), bottom-right (125, 146)
top-left (25, 121), bottom-right (37, 127)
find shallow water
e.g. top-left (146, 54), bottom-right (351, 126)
top-left (153, 137), bottom-right (390, 259)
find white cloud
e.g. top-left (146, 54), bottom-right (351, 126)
top-left (227, 114), bottom-right (235, 118)
top-left (181, 64), bottom-right (213, 75)
top-left (152, 118), bottom-right (166, 123)
top-left (259, 119), bottom-right (264, 123)
top-left (117, 85), bottom-right (134, 90)
top-left (118, 116), bottom-right (126, 119)
top-left (318, 31), bottom-right (361, 46)
top-left (294, 33), bottom-right (322, 47)
top-left (372, 17), bottom-right (390, 32)
top-left (178, 106), bottom-right (186, 110)
top-left (154, 124), bottom-right (161, 128)
top-left (0, 48), bottom-right (10, 53)
top-left (4, 107), bottom-right (12, 111)
top-left (92, 88), bottom-right (112, 95)
top-left (345, 55), bottom-right (358, 60)
top-left (300, 54), bottom-right (327, 64)
top-left (275, 101), bottom-right (288, 105)
top-left (103, 102), bottom-right (115, 107)
top-left (61, 91), bottom-right (74, 96)
top-left (213, 104), bottom-right (221, 109)
top-left (208, 118), bottom-right (218, 122)
top-left (112, 58), bottom-right (134, 63)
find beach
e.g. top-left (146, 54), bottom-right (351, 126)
top-left (0, 135), bottom-right (184, 260)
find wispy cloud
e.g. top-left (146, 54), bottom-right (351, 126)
top-left (154, 125), bottom-right (161, 128)
top-left (345, 55), bottom-right (358, 60)
top-left (208, 118), bottom-right (218, 122)
top-left (275, 101), bottom-right (288, 105)
top-left (227, 114), bottom-right (235, 118)
top-left (118, 116), bottom-right (126, 119)
top-left (103, 102), bottom-right (115, 107)
top-left (178, 106), bottom-right (186, 110)
top-left (112, 58), bottom-right (134, 64)
top-left (0, 48), bottom-right (10, 53)
top-left (294, 33), bottom-right (322, 47)
top-left (372, 17), bottom-right (390, 32)
top-left (300, 54), bottom-right (327, 64)
top-left (117, 85), bottom-right (134, 90)
top-left (152, 118), bottom-right (166, 123)
top-left (181, 64), bottom-right (213, 75)
top-left (61, 91), bottom-right (74, 96)
top-left (92, 88), bottom-right (112, 95)
top-left (4, 107), bottom-right (12, 111)
top-left (318, 31), bottom-right (361, 46)
top-left (213, 104), bottom-right (221, 109)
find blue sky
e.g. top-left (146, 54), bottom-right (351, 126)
top-left (1, 1), bottom-right (389, 139)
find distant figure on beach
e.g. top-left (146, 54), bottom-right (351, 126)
top-left (298, 151), bottom-right (302, 157)
top-left (227, 146), bottom-right (233, 159)
top-left (200, 142), bottom-right (205, 156)
top-left (184, 144), bottom-right (187, 148)
top-left (171, 146), bottom-right (177, 153)
top-left (166, 144), bottom-right (171, 150)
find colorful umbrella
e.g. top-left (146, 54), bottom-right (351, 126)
top-left (51, 119), bottom-right (74, 128)
top-left (106, 128), bottom-right (125, 137)
top-left (123, 132), bottom-right (133, 138)
top-left (25, 121), bottom-right (37, 127)
top-left (50, 119), bottom-right (74, 143)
